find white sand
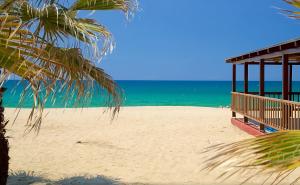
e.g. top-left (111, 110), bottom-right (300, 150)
top-left (4, 107), bottom-right (253, 185)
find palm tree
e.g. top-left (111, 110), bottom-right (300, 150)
top-left (0, 0), bottom-right (138, 184)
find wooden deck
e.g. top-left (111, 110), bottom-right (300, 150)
top-left (232, 92), bottom-right (300, 131)
top-left (231, 118), bottom-right (266, 137)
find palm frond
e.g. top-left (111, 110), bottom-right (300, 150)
top-left (284, 0), bottom-right (300, 9)
top-left (204, 131), bottom-right (300, 184)
top-left (12, 1), bottom-right (115, 61)
top-left (0, 0), bottom-right (17, 11)
top-left (0, 0), bottom-right (138, 132)
top-left (281, 0), bottom-right (300, 19)
top-left (70, 0), bottom-right (138, 13)
top-left (0, 14), bottom-right (122, 131)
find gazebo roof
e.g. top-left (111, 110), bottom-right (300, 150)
top-left (226, 38), bottom-right (300, 64)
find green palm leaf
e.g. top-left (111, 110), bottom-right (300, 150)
top-left (0, 0), bottom-right (135, 131)
top-left (70, 0), bottom-right (138, 13)
top-left (284, 0), bottom-right (300, 9)
top-left (13, 2), bottom-right (113, 58)
top-left (204, 131), bottom-right (300, 184)
top-left (281, 0), bottom-right (300, 19)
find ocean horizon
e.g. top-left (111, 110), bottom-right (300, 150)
top-left (1, 80), bottom-right (298, 108)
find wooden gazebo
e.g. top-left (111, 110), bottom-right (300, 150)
top-left (228, 38), bottom-right (300, 133)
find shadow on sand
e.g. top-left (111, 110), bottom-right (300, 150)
top-left (7, 171), bottom-right (187, 185)
top-left (7, 171), bottom-right (121, 185)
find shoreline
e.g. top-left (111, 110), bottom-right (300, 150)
top-left (4, 105), bottom-right (231, 110)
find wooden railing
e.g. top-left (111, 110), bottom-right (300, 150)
top-left (247, 92), bottom-right (300, 102)
top-left (232, 92), bottom-right (300, 130)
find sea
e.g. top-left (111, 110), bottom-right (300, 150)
top-left (1, 80), bottom-right (297, 108)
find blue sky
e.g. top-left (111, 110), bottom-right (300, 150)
top-left (93, 0), bottom-right (300, 81)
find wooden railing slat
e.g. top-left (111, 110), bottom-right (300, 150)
top-left (231, 92), bottom-right (300, 131)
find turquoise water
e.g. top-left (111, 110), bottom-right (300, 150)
top-left (2, 80), bottom-right (300, 108)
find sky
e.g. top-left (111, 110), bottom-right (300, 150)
top-left (91, 0), bottom-right (300, 81)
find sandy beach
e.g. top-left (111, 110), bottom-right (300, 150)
top-left (5, 107), bottom-right (251, 185)
top-left (1, 0), bottom-right (299, 184)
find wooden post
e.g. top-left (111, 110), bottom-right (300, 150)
top-left (289, 64), bottom-right (293, 100)
top-left (283, 55), bottom-right (289, 100)
top-left (288, 64), bottom-right (293, 119)
top-left (259, 59), bottom-right (265, 132)
top-left (244, 63), bottom-right (249, 123)
top-left (232, 64), bottom-right (236, 117)
top-left (282, 55), bottom-right (289, 129)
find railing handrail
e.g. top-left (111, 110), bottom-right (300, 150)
top-left (232, 92), bottom-right (300, 106)
top-left (246, 92), bottom-right (300, 95)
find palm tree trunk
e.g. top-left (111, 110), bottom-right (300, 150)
top-left (0, 87), bottom-right (8, 185)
